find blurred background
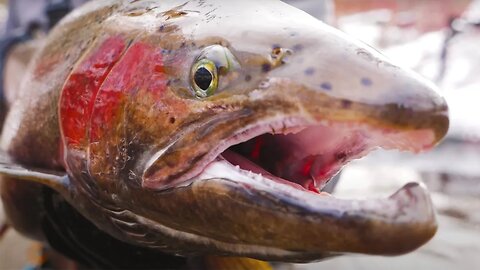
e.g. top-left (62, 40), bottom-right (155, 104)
top-left (0, 0), bottom-right (479, 269)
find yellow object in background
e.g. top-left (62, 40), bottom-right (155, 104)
top-left (204, 256), bottom-right (274, 270)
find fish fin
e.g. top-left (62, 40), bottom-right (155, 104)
top-left (203, 256), bottom-right (274, 270)
top-left (0, 150), bottom-right (69, 192)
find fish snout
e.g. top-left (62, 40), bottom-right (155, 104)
top-left (265, 26), bottom-right (449, 147)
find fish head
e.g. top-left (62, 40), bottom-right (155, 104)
top-left (77, 0), bottom-right (449, 262)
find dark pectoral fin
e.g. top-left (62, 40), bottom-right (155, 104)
top-left (0, 150), bottom-right (69, 193)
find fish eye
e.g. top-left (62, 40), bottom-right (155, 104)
top-left (190, 45), bottom-right (239, 98)
top-left (192, 59), bottom-right (218, 98)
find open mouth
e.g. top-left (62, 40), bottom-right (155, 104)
top-left (139, 117), bottom-right (440, 258)
top-left (215, 119), bottom-right (435, 195)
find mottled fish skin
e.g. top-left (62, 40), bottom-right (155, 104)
top-left (0, 0), bottom-right (448, 263)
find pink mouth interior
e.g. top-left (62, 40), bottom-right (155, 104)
top-left (221, 122), bottom-right (435, 193)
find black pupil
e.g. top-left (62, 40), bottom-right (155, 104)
top-left (194, 67), bottom-right (213, 91)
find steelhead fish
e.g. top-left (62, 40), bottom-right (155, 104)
top-left (0, 0), bottom-right (449, 267)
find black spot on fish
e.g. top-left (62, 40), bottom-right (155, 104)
top-left (320, 82), bottom-right (332, 91)
top-left (341, 100), bottom-right (353, 109)
top-left (361, 77), bottom-right (373, 87)
top-left (262, 63), bottom-right (272, 73)
top-left (245, 74), bottom-right (252, 82)
top-left (304, 67), bottom-right (315, 76)
top-left (293, 44), bottom-right (304, 52)
top-left (169, 117), bottom-right (176, 124)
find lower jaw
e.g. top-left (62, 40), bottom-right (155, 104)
top-left (172, 122), bottom-right (439, 258)
top-left (186, 158), bottom-right (437, 259)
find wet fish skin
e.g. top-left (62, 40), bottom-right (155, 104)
top-left (0, 0), bottom-right (449, 263)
